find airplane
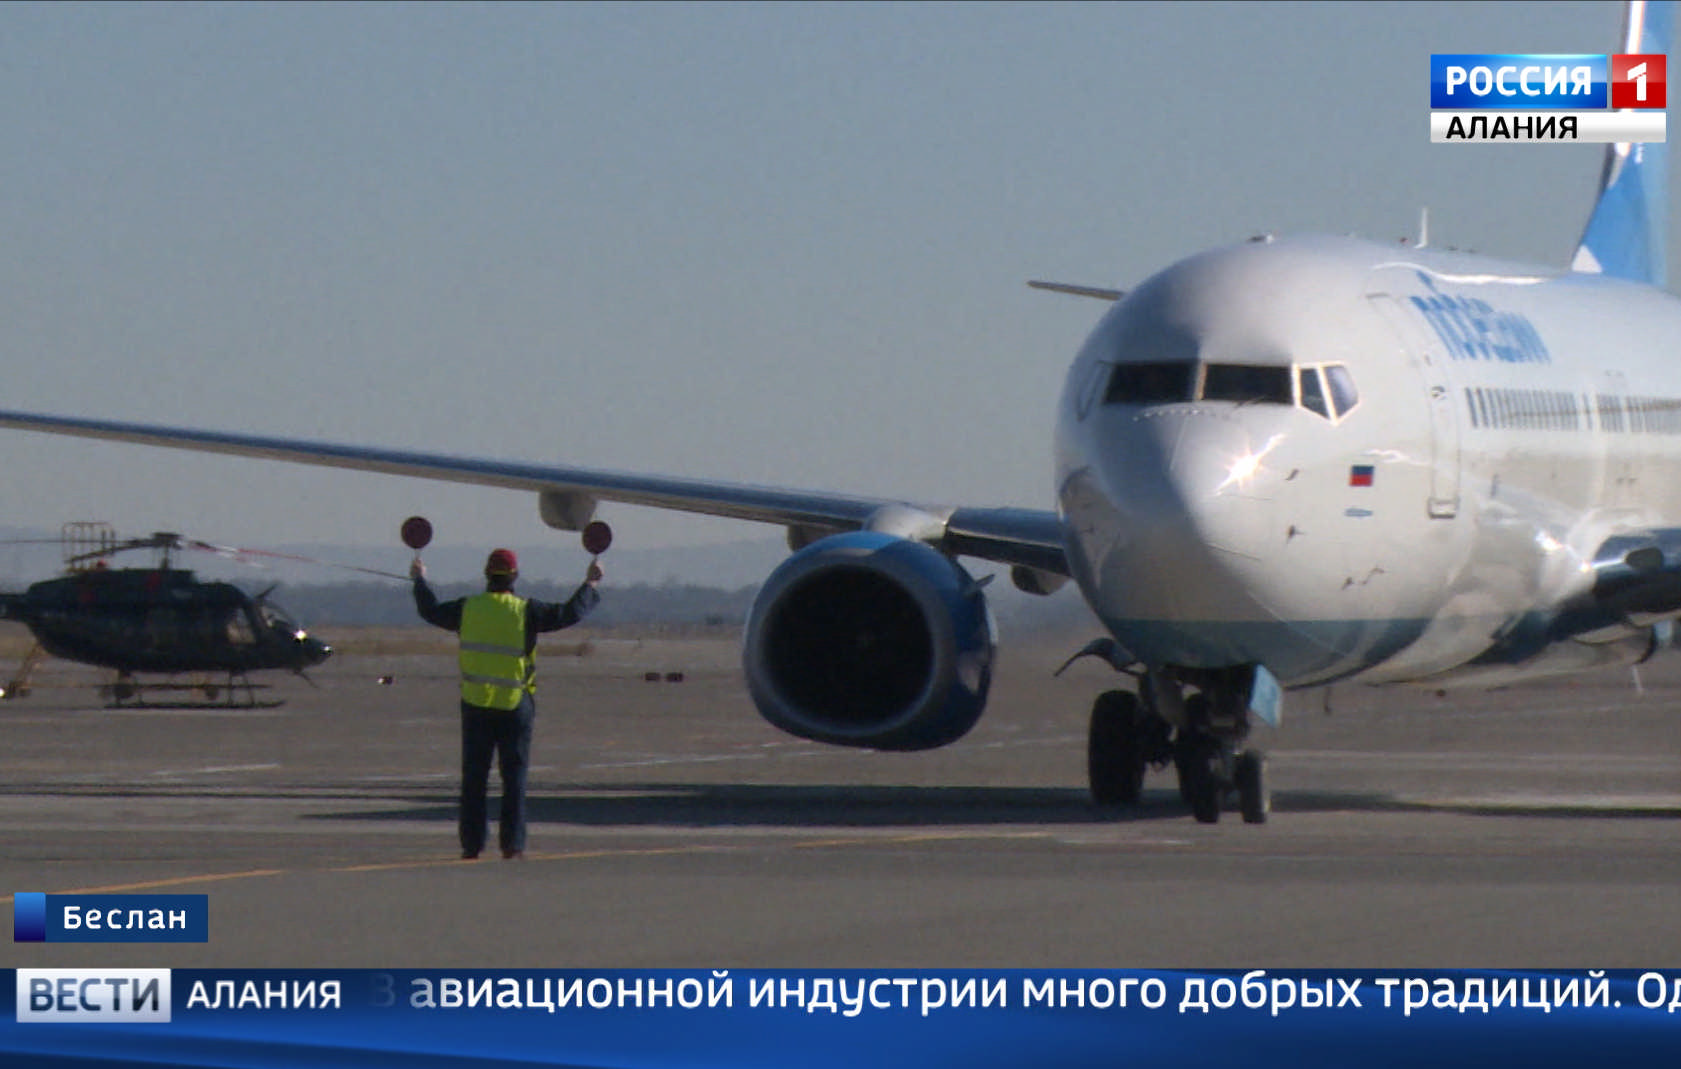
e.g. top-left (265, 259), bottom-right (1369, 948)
top-left (0, 3), bottom-right (1672, 818)
top-left (0, 525), bottom-right (333, 706)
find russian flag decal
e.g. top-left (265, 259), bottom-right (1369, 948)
top-left (1349, 464), bottom-right (1375, 487)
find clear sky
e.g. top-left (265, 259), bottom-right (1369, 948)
top-left (0, 1), bottom-right (1655, 563)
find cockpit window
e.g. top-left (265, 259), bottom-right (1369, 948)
top-left (1104, 361), bottom-right (1197, 404)
top-left (226, 610), bottom-right (255, 647)
top-left (1298, 367), bottom-right (1330, 418)
top-left (1293, 362), bottom-right (1360, 422)
top-left (259, 601), bottom-right (301, 634)
top-left (1101, 354), bottom-right (1358, 421)
top-left (1323, 364), bottom-right (1359, 417)
top-left (1201, 364), bottom-right (1292, 405)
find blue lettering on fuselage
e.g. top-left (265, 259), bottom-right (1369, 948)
top-left (1408, 272), bottom-right (1550, 365)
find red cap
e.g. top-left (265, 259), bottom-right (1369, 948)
top-left (484, 548), bottom-right (519, 576)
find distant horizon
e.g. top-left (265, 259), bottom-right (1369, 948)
top-left (0, 522), bottom-right (790, 587)
top-left (0, 518), bottom-right (1099, 634)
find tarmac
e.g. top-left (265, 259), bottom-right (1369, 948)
top-left (4, 627), bottom-right (1681, 968)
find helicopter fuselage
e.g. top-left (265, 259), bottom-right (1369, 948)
top-left (0, 567), bottom-right (331, 675)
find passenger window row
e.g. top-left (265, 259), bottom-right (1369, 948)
top-left (1466, 387), bottom-right (1681, 433)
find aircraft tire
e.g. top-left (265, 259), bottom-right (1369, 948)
top-left (1087, 690), bottom-right (1146, 806)
top-left (1175, 695), bottom-right (1211, 807)
top-left (1235, 749), bottom-right (1269, 825)
top-left (1174, 731), bottom-right (1221, 824)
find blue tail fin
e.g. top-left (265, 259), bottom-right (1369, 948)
top-left (1570, 0), bottom-right (1672, 287)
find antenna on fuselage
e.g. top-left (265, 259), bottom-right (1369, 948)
top-left (1417, 206), bottom-right (1430, 249)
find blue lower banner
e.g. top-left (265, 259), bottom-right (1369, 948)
top-left (3, 969), bottom-right (1680, 1067)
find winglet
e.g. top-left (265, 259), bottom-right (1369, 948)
top-left (1570, 0), bottom-right (1672, 287)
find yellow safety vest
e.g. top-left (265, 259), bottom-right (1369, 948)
top-left (458, 592), bottom-right (532, 710)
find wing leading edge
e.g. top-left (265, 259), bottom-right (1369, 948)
top-left (0, 408), bottom-right (1068, 576)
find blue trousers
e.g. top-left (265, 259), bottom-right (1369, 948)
top-left (459, 695), bottom-right (535, 857)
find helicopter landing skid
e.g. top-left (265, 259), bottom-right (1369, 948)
top-left (100, 673), bottom-right (281, 710)
top-left (1, 643), bottom-right (48, 700)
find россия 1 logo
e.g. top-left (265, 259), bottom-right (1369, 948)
top-left (1430, 53), bottom-right (1666, 143)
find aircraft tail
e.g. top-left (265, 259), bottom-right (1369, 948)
top-left (1570, 0), bottom-right (1672, 288)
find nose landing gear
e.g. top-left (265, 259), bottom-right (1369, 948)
top-left (1085, 665), bottom-right (1273, 824)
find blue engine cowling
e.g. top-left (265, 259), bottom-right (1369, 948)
top-left (743, 531), bottom-right (995, 751)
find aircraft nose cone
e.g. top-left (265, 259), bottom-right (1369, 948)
top-left (1167, 420), bottom-right (1283, 561)
top-left (1066, 410), bottom-right (1286, 653)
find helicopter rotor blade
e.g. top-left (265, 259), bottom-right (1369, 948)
top-left (18, 526), bottom-right (409, 582)
top-left (220, 546), bottom-right (408, 582)
top-left (146, 533), bottom-right (410, 582)
top-left (169, 538), bottom-right (408, 582)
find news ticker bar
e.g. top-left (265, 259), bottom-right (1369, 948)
top-left (7, 968), bottom-right (1681, 1069)
top-left (12, 893), bottom-right (208, 943)
top-left (1430, 111), bottom-right (1666, 143)
top-left (10, 967), bottom-right (1681, 1022)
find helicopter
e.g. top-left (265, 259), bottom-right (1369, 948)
top-left (0, 523), bottom-right (333, 707)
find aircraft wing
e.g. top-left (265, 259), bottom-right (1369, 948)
top-left (0, 409), bottom-right (1069, 576)
top-left (1476, 526), bottom-right (1681, 664)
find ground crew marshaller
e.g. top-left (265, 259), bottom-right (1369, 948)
top-left (412, 547), bottom-right (602, 859)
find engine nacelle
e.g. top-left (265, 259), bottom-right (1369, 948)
top-left (743, 532), bottom-right (995, 751)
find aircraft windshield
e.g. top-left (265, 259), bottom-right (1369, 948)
top-left (1104, 361), bottom-right (1197, 404)
top-left (1324, 364), bottom-right (1359, 416)
top-left (1103, 359), bottom-right (1358, 421)
top-left (259, 602), bottom-right (302, 633)
top-left (1299, 366), bottom-right (1330, 418)
top-left (1104, 361), bottom-right (1297, 407)
top-left (1202, 364), bottom-right (1292, 405)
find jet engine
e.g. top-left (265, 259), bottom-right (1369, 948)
top-left (742, 531), bottom-right (995, 751)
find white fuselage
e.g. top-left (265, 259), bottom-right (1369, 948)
top-left (1056, 233), bottom-right (1681, 689)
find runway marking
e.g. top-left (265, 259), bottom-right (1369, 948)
top-left (333, 844), bottom-right (731, 873)
top-left (332, 834), bottom-right (1046, 873)
top-left (789, 831), bottom-right (1050, 850)
top-left (1277, 749), bottom-right (1678, 768)
top-left (1, 869), bottom-right (285, 902)
top-left (577, 747), bottom-right (831, 770)
top-left (1414, 792), bottom-right (1681, 813)
top-left (579, 753), bottom-right (771, 770)
top-left (150, 763), bottom-right (282, 777)
top-left (99, 708), bottom-right (286, 719)
top-left (5, 829), bottom-right (1110, 899)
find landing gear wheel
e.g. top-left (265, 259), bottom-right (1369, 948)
top-left (1088, 690), bottom-right (1146, 806)
top-left (1234, 750), bottom-right (1269, 824)
top-left (1174, 732), bottom-right (1221, 824)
